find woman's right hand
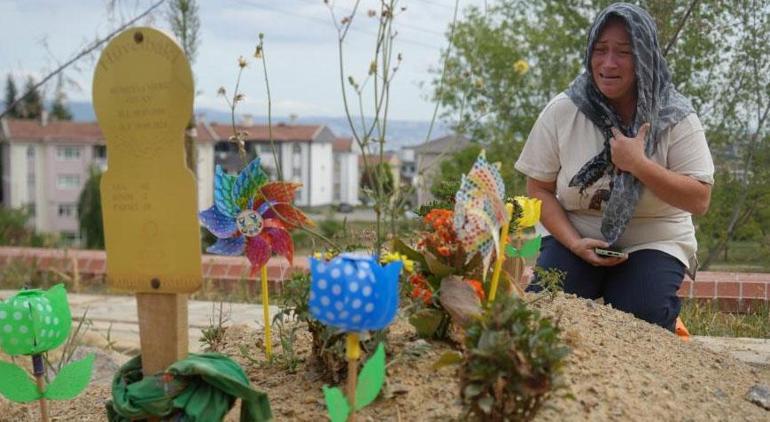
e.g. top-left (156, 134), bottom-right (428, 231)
top-left (568, 238), bottom-right (627, 267)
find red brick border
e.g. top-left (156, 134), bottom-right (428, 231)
top-left (1, 247), bottom-right (768, 307)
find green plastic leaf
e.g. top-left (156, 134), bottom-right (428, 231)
top-left (0, 360), bottom-right (41, 402)
top-left (519, 235), bottom-right (542, 258)
top-left (432, 351), bottom-right (463, 370)
top-left (44, 353), bottom-right (95, 400)
top-left (322, 385), bottom-right (350, 422)
top-left (355, 343), bottom-right (386, 410)
top-left (505, 244), bottom-right (519, 258)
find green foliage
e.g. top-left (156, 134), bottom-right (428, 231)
top-left (77, 167), bottom-right (104, 249)
top-left (434, 1), bottom-right (589, 170)
top-left (430, 143), bottom-right (527, 206)
top-left (680, 299), bottom-right (770, 339)
top-left (461, 295), bottom-right (570, 421)
top-left (19, 76), bottom-right (43, 119)
top-left (360, 162), bottom-right (395, 199)
top-left (49, 74), bottom-right (72, 121)
top-left (4, 74), bottom-right (20, 118)
top-left (529, 267), bottom-right (566, 301)
top-left (200, 302), bottom-right (229, 353)
top-left (167, 0), bottom-right (201, 64)
top-left (0, 206), bottom-right (47, 247)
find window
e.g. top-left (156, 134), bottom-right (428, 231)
top-left (259, 144), bottom-right (273, 153)
top-left (57, 174), bottom-right (81, 189)
top-left (56, 146), bottom-right (81, 160)
top-left (292, 166), bottom-right (302, 179)
top-left (292, 144), bottom-right (302, 154)
top-left (58, 203), bottom-right (76, 217)
top-left (26, 146), bottom-right (35, 158)
top-left (93, 145), bottom-right (107, 159)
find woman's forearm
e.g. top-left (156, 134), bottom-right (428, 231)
top-left (527, 180), bottom-right (581, 252)
top-left (633, 158), bottom-right (711, 215)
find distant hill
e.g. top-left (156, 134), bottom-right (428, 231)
top-left (69, 101), bottom-right (452, 151)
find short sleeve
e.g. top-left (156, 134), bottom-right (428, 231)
top-left (515, 102), bottom-right (561, 182)
top-left (666, 114), bottom-right (715, 185)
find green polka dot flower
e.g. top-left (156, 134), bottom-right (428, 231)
top-left (0, 284), bottom-right (71, 356)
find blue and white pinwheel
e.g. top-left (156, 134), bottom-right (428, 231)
top-left (308, 254), bottom-right (403, 332)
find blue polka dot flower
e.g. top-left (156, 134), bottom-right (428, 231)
top-left (309, 253), bottom-right (403, 332)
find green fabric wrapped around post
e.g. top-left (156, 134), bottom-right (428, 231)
top-left (106, 353), bottom-right (272, 421)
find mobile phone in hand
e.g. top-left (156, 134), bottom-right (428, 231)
top-left (594, 247), bottom-right (628, 259)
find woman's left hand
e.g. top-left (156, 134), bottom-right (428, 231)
top-left (610, 123), bottom-right (651, 174)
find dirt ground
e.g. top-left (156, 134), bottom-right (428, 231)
top-left (1, 292), bottom-right (768, 421)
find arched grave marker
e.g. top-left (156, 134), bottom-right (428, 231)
top-left (93, 27), bottom-right (201, 376)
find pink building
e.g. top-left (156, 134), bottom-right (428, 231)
top-left (0, 116), bottom-right (359, 245)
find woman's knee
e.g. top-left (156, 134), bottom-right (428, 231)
top-left (604, 250), bottom-right (685, 330)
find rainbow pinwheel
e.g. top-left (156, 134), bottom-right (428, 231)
top-left (200, 157), bottom-right (311, 276)
top-left (453, 150), bottom-right (507, 274)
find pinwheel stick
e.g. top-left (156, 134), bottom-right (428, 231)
top-left (261, 266), bottom-right (272, 359)
top-left (488, 203), bottom-right (515, 303)
top-left (510, 229), bottom-right (526, 297)
top-left (346, 332), bottom-right (361, 422)
top-left (32, 354), bottom-right (49, 422)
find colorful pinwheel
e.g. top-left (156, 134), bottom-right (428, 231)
top-left (199, 157), bottom-right (311, 276)
top-left (453, 150), bottom-right (507, 274)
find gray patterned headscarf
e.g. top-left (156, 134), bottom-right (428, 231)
top-left (566, 2), bottom-right (694, 244)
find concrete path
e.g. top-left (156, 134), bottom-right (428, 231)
top-left (0, 290), bottom-right (280, 354)
top-left (1, 290), bottom-right (768, 367)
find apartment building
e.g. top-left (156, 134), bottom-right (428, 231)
top-left (0, 116), bottom-right (358, 242)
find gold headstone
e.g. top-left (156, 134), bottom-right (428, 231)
top-left (93, 27), bottom-right (201, 293)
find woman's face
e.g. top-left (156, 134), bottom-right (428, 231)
top-left (591, 20), bottom-right (636, 104)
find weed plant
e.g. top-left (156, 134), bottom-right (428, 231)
top-left (461, 295), bottom-right (570, 421)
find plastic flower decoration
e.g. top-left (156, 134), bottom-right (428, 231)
top-left (200, 157), bottom-right (311, 276)
top-left (0, 284), bottom-right (95, 403)
top-left (454, 150), bottom-right (507, 274)
top-left (308, 253), bottom-right (403, 332)
top-left (0, 285), bottom-right (71, 356)
top-left (514, 196), bottom-right (542, 228)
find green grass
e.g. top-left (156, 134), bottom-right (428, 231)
top-left (699, 240), bottom-right (770, 272)
top-left (680, 299), bottom-right (770, 338)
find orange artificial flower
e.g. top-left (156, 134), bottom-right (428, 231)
top-left (466, 279), bottom-right (485, 302)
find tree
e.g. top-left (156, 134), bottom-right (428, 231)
top-left (19, 76), bottom-right (43, 119)
top-left (360, 163), bottom-right (395, 201)
top-left (0, 207), bottom-right (45, 246)
top-left (435, 0), bottom-right (770, 267)
top-left (432, 1), bottom-right (600, 199)
top-left (167, 0), bottom-right (201, 175)
top-left (693, 1), bottom-right (770, 269)
top-left (4, 74), bottom-right (20, 118)
top-left (49, 73), bottom-right (73, 121)
top-left (78, 167), bottom-right (104, 249)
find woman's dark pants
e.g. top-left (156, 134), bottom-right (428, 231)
top-left (527, 236), bottom-right (685, 331)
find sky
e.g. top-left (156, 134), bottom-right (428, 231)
top-left (0, 0), bottom-right (486, 121)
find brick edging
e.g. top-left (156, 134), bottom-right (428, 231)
top-left (1, 247), bottom-right (768, 311)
